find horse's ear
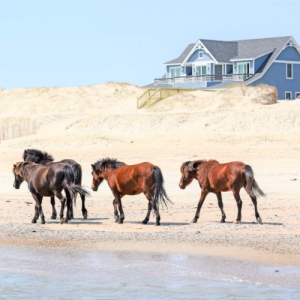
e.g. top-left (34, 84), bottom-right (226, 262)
top-left (13, 164), bottom-right (16, 168)
top-left (91, 164), bottom-right (95, 170)
top-left (24, 150), bottom-right (27, 154)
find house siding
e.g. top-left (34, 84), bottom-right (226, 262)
top-left (255, 53), bottom-right (272, 72)
top-left (187, 49), bottom-right (214, 63)
top-left (252, 62), bottom-right (300, 100)
top-left (277, 47), bottom-right (300, 61)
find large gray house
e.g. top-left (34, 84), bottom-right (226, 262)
top-left (152, 36), bottom-right (300, 100)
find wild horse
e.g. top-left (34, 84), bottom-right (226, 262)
top-left (13, 162), bottom-right (89, 224)
top-left (179, 160), bottom-right (265, 224)
top-left (91, 158), bottom-right (172, 225)
top-left (23, 149), bottom-right (88, 220)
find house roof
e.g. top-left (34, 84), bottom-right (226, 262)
top-left (165, 36), bottom-right (292, 65)
top-left (200, 39), bottom-right (238, 63)
top-left (164, 43), bottom-right (195, 64)
top-left (231, 36), bottom-right (291, 60)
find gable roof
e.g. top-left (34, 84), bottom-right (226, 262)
top-left (245, 36), bottom-right (292, 84)
top-left (199, 39), bottom-right (237, 63)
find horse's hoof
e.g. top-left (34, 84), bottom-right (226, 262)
top-left (31, 219), bottom-right (37, 224)
top-left (118, 219), bottom-right (124, 224)
top-left (115, 216), bottom-right (120, 223)
top-left (83, 213), bottom-right (88, 220)
top-left (220, 219), bottom-right (226, 223)
top-left (234, 220), bottom-right (241, 224)
top-left (142, 220), bottom-right (148, 225)
top-left (155, 223), bottom-right (160, 226)
top-left (257, 217), bottom-right (263, 225)
top-left (51, 215), bottom-right (57, 220)
top-left (191, 218), bottom-right (198, 223)
top-left (41, 220), bottom-right (45, 225)
top-left (60, 218), bottom-right (65, 224)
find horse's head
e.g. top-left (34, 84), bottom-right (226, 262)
top-left (179, 160), bottom-right (202, 189)
top-left (91, 164), bottom-right (104, 191)
top-left (12, 162), bottom-right (26, 189)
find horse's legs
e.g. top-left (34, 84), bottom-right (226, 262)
top-left (81, 194), bottom-right (88, 220)
top-left (232, 189), bottom-right (243, 224)
top-left (39, 197), bottom-right (45, 224)
top-left (113, 199), bottom-right (119, 222)
top-left (50, 196), bottom-right (57, 220)
top-left (245, 190), bottom-right (262, 224)
top-left (54, 191), bottom-right (68, 224)
top-left (32, 204), bottom-right (39, 223)
top-left (192, 190), bottom-right (208, 223)
top-left (65, 189), bottom-right (72, 221)
top-left (32, 194), bottom-right (45, 224)
top-left (115, 194), bottom-right (125, 224)
top-left (216, 192), bottom-right (226, 223)
top-left (142, 191), bottom-right (153, 224)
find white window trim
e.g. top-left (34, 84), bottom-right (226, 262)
top-left (198, 51), bottom-right (204, 59)
top-left (295, 92), bottom-right (300, 99)
top-left (237, 62), bottom-right (250, 74)
top-left (285, 91), bottom-right (292, 100)
top-left (286, 63), bottom-right (293, 79)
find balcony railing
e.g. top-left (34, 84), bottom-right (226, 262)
top-left (154, 74), bottom-right (254, 85)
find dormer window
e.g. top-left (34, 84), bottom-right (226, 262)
top-left (199, 51), bottom-right (204, 59)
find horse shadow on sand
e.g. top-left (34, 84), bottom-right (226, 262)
top-left (47, 217), bottom-right (107, 225)
top-left (128, 221), bottom-right (190, 226)
top-left (212, 221), bottom-right (284, 226)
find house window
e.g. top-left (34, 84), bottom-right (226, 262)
top-left (238, 63), bottom-right (250, 74)
top-left (285, 92), bottom-right (292, 100)
top-left (170, 68), bottom-right (181, 78)
top-left (296, 92), bottom-right (300, 99)
top-left (287, 63), bottom-right (293, 79)
top-left (198, 51), bottom-right (204, 59)
top-left (196, 66), bottom-right (207, 76)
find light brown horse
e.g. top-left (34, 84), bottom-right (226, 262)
top-left (179, 160), bottom-right (265, 224)
top-left (91, 158), bottom-right (171, 225)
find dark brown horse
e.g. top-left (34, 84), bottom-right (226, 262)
top-left (13, 161), bottom-right (89, 224)
top-left (91, 158), bottom-right (171, 226)
top-left (23, 149), bottom-right (88, 220)
top-left (179, 160), bottom-right (265, 224)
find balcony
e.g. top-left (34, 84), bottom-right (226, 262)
top-left (154, 73), bottom-right (254, 86)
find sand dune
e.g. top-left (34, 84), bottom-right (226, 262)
top-left (0, 82), bottom-right (299, 149)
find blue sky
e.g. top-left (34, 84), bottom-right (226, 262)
top-left (0, 0), bottom-right (299, 89)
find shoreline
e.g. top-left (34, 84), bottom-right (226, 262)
top-left (1, 244), bottom-right (300, 290)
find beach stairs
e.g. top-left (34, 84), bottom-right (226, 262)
top-left (137, 88), bottom-right (196, 109)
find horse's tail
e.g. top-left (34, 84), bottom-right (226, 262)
top-left (244, 165), bottom-right (266, 198)
top-left (63, 166), bottom-right (90, 200)
top-left (152, 166), bottom-right (172, 210)
top-left (72, 164), bottom-right (82, 185)
top-left (71, 164), bottom-right (82, 206)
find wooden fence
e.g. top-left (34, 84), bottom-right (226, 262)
top-left (0, 120), bottom-right (37, 142)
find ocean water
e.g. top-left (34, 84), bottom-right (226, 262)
top-left (0, 247), bottom-right (299, 300)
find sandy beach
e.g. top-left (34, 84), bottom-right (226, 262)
top-left (0, 83), bottom-right (300, 268)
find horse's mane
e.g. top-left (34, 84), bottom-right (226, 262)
top-left (23, 149), bottom-right (54, 163)
top-left (94, 157), bottom-right (124, 170)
